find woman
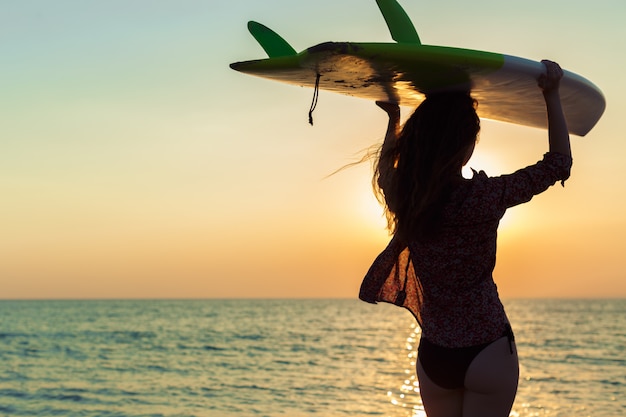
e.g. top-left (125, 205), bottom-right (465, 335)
top-left (359, 60), bottom-right (571, 417)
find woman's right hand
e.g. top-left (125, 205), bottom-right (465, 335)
top-left (538, 60), bottom-right (563, 94)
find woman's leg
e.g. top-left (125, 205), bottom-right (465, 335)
top-left (416, 360), bottom-right (464, 417)
top-left (463, 336), bottom-right (519, 417)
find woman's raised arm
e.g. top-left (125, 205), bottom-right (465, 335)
top-left (538, 60), bottom-right (571, 158)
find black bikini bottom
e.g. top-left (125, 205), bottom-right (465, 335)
top-left (417, 324), bottom-right (515, 390)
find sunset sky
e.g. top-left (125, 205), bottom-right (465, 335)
top-left (2, 0), bottom-right (625, 299)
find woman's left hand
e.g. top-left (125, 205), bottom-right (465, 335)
top-left (376, 101), bottom-right (400, 121)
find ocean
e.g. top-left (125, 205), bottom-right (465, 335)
top-left (0, 299), bottom-right (623, 417)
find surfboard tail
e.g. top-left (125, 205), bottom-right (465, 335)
top-left (376, 0), bottom-right (420, 44)
top-left (247, 21), bottom-right (297, 58)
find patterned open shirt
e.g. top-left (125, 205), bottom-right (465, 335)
top-left (359, 152), bottom-right (573, 348)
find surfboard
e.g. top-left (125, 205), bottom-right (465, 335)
top-left (230, 0), bottom-right (605, 136)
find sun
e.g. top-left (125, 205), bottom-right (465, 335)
top-left (462, 147), bottom-right (503, 179)
top-left (357, 184), bottom-right (389, 230)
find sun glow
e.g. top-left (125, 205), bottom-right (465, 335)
top-left (354, 148), bottom-right (525, 239)
top-left (463, 147), bottom-right (504, 179)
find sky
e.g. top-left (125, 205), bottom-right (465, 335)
top-left (1, 0), bottom-right (625, 299)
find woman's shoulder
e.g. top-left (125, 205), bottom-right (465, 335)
top-left (445, 168), bottom-right (515, 220)
top-left (450, 169), bottom-right (489, 195)
top-left (467, 152), bottom-right (571, 186)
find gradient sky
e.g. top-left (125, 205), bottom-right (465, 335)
top-left (2, 0), bottom-right (625, 299)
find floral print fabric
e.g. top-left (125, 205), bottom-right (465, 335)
top-left (360, 152), bottom-right (573, 348)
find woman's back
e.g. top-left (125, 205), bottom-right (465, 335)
top-left (364, 152), bottom-right (572, 347)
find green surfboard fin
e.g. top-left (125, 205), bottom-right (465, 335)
top-left (376, 0), bottom-right (420, 44)
top-left (247, 21), bottom-right (297, 58)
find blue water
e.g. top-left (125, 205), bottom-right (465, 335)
top-left (0, 299), bottom-right (624, 417)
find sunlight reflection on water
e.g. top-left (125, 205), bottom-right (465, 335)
top-left (384, 322), bottom-right (426, 417)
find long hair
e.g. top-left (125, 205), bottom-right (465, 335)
top-left (374, 92), bottom-right (480, 241)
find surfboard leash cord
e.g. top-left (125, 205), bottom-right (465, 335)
top-left (308, 73), bottom-right (321, 125)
